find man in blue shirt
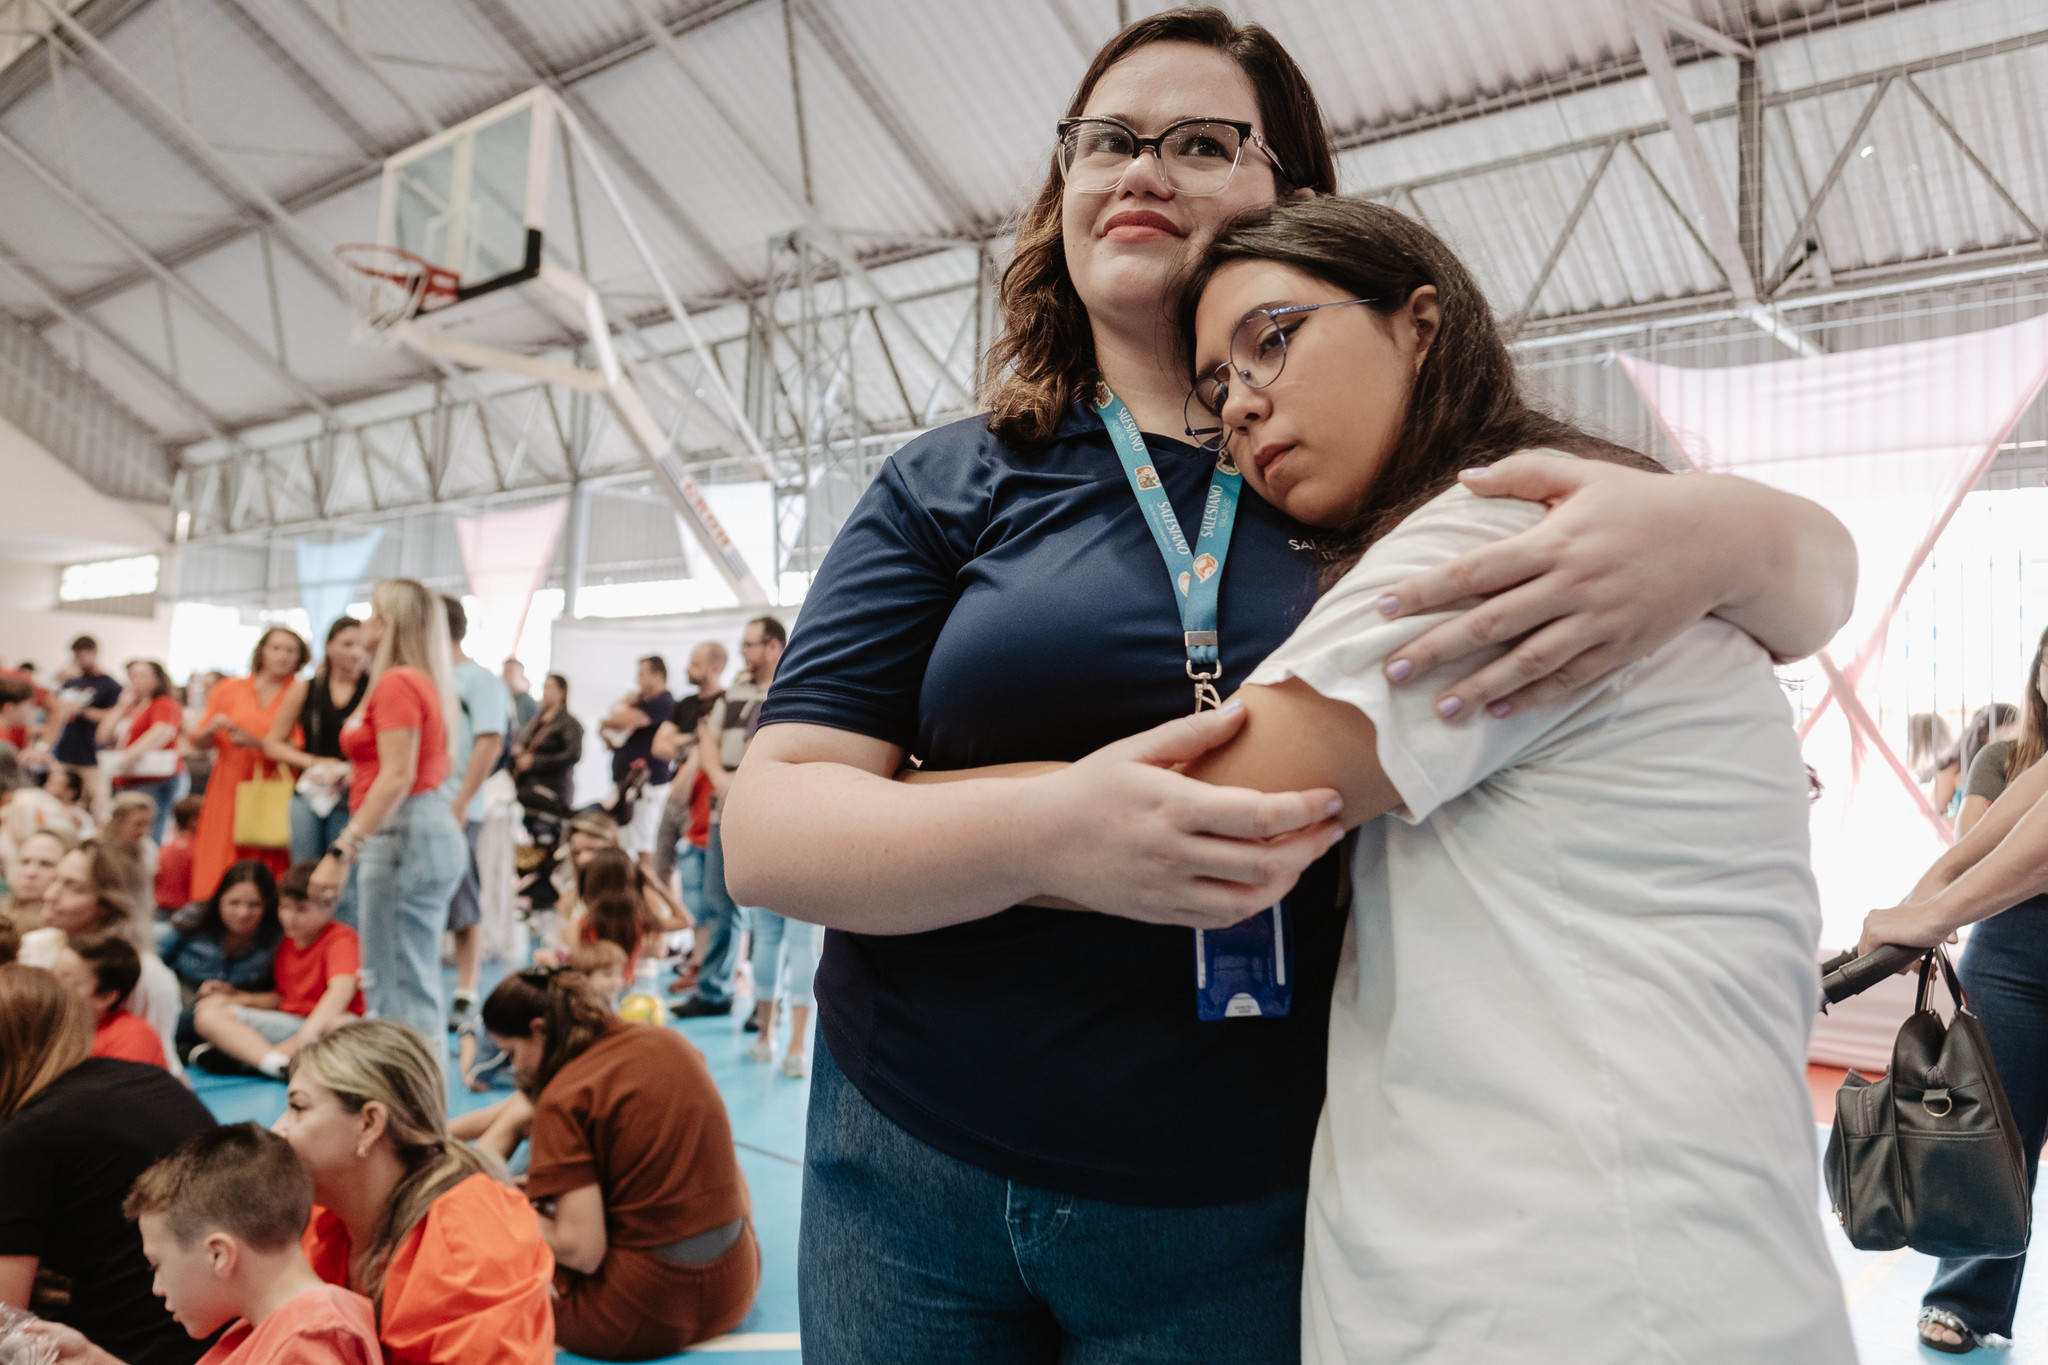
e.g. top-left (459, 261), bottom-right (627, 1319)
top-left (441, 597), bottom-right (511, 1032)
top-left (44, 635), bottom-right (123, 822)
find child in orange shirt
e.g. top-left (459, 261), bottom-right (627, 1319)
top-left (49, 932), bottom-right (169, 1069)
top-left (155, 795), bottom-right (204, 916)
top-left (190, 862), bottom-right (362, 1080)
top-left (22, 1123), bottom-right (380, 1365)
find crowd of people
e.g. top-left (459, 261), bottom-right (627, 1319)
top-left (11, 7), bottom-right (2048, 1364)
top-left (0, 597), bottom-right (789, 1359)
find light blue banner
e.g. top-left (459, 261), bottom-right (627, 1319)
top-left (295, 530), bottom-right (383, 657)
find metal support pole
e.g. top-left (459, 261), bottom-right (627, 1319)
top-left (565, 480), bottom-right (591, 619)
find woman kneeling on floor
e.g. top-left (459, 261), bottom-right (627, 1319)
top-left (483, 966), bottom-right (758, 1359)
top-left (272, 1019), bottom-right (554, 1365)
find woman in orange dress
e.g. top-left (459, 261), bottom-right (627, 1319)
top-left (188, 626), bottom-right (310, 902)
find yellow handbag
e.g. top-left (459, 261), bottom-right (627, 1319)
top-left (233, 759), bottom-right (295, 848)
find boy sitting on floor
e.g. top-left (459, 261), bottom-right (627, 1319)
top-left (23, 1124), bottom-right (379, 1365)
top-left (51, 932), bottom-right (169, 1069)
top-left (189, 862), bottom-right (361, 1080)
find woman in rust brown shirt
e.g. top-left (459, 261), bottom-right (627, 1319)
top-left (482, 966), bottom-right (757, 1358)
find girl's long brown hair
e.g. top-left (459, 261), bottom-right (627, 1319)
top-left (2005, 626), bottom-right (2048, 783)
top-left (981, 7), bottom-right (1337, 450)
top-left (481, 968), bottom-right (613, 1097)
top-left (1176, 197), bottom-right (1663, 581)
top-left (0, 964), bottom-right (91, 1122)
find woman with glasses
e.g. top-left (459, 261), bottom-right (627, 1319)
top-left (720, 10), bottom-right (1856, 1361)
top-left (1163, 195), bottom-right (1853, 1363)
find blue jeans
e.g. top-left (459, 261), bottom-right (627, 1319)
top-left (674, 842), bottom-right (707, 918)
top-left (799, 1041), bottom-right (1308, 1363)
top-left (289, 793), bottom-right (360, 929)
top-left (123, 773), bottom-right (185, 847)
top-left (1925, 898), bottom-right (2048, 1338)
top-left (687, 824), bottom-right (744, 1007)
top-left (356, 790), bottom-right (466, 1050)
top-left (749, 907), bottom-right (818, 1008)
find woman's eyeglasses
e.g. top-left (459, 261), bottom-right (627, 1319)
top-left (1183, 298), bottom-right (1390, 452)
top-left (1055, 117), bottom-right (1287, 198)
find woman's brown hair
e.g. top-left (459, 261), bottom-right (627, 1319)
top-left (249, 625), bottom-right (311, 676)
top-left (481, 967), bottom-right (613, 1097)
top-left (124, 659), bottom-right (175, 702)
top-left (0, 964), bottom-right (92, 1121)
top-left (981, 7), bottom-right (1337, 450)
top-left (575, 846), bottom-right (658, 934)
top-left (1176, 196), bottom-right (1663, 580)
top-left (67, 837), bottom-right (151, 955)
top-left (2005, 627), bottom-right (2048, 784)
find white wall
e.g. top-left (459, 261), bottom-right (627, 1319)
top-left (0, 413), bottom-right (168, 564)
top-left (0, 597), bottom-right (175, 673)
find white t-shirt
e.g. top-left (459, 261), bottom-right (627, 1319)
top-left (1246, 473), bottom-right (1852, 1364)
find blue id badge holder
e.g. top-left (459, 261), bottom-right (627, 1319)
top-left (1196, 901), bottom-right (1293, 1020)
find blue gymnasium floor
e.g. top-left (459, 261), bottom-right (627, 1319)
top-left (193, 1019), bottom-right (2048, 1364)
top-left (190, 999), bottom-right (807, 1364)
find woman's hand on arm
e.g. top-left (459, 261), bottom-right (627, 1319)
top-left (1181, 682), bottom-right (1400, 830)
top-left (720, 710), bottom-right (1343, 935)
top-left (1370, 455), bottom-right (1857, 720)
top-left (536, 1182), bottom-right (606, 1276)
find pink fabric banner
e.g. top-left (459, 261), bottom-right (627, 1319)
top-left (454, 499), bottom-right (570, 673)
top-left (1617, 313), bottom-right (2048, 961)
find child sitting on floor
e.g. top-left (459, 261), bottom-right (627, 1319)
top-left (569, 939), bottom-right (629, 1006)
top-left (189, 862), bottom-right (361, 1080)
top-left (50, 931), bottom-right (168, 1068)
top-left (22, 1123), bottom-right (380, 1365)
top-left (154, 795), bottom-right (203, 917)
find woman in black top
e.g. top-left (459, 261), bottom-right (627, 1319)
top-left (513, 673), bottom-right (583, 813)
top-left (262, 616), bottom-right (369, 927)
top-left (0, 963), bottom-right (214, 1365)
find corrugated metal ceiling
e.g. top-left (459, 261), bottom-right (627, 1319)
top-left (0, 0), bottom-right (2038, 464)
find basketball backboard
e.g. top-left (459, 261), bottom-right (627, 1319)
top-left (376, 87), bottom-right (555, 306)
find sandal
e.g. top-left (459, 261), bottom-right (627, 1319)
top-left (1919, 1308), bottom-right (1982, 1355)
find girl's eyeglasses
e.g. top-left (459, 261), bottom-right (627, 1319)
top-left (1183, 298), bottom-right (1390, 452)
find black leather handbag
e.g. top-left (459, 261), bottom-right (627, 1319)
top-left (1824, 945), bottom-right (2031, 1259)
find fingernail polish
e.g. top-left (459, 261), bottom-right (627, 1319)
top-left (1488, 700), bottom-right (1512, 718)
top-left (1436, 696), bottom-right (1462, 718)
top-left (1325, 797), bottom-right (1343, 816)
top-left (1386, 658), bottom-right (1412, 682)
top-left (1377, 594), bottom-right (1401, 617)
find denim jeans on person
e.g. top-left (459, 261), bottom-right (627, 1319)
top-left (748, 907), bottom-right (818, 1009)
top-left (1924, 896), bottom-right (2048, 1339)
top-left (686, 823), bottom-right (744, 1007)
top-left (356, 789), bottom-right (466, 1049)
top-left (799, 1041), bottom-right (1309, 1364)
top-left (289, 792), bottom-right (360, 928)
top-left (674, 841), bottom-right (707, 918)
top-left (125, 772), bottom-right (186, 846)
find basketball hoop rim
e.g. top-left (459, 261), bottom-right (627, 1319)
top-left (334, 242), bottom-right (460, 308)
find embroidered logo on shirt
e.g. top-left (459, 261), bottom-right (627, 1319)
top-left (1134, 465), bottom-right (1161, 490)
top-left (1192, 553), bottom-right (1219, 581)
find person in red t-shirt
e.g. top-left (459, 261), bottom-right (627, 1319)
top-left (0, 669), bottom-right (42, 752)
top-left (49, 933), bottom-right (168, 1070)
top-left (156, 795), bottom-right (204, 915)
top-left (191, 862), bottom-right (362, 1080)
top-left (306, 579), bottom-right (465, 1050)
top-left (22, 1124), bottom-right (381, 1365)
top-left (96, 660), bottom-right (187, 847)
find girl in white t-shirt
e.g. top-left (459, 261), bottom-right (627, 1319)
top-left (1172, 198), bottom-right (1854, 1363)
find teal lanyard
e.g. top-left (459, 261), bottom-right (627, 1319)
top-left (1095, 385), bottom-right (1243, 712)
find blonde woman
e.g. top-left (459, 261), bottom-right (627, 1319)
top-left (42, 838), bottom-right (184, 1077)
top-left (274, 1019), bottom-right (554, 1362)
top-left (308, 580), bottom-right (465, 1047)
top-left (0, 964), bottom-right (214, 1365)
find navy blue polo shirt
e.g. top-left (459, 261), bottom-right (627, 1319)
top-left (760, 404), bottom-right (1346, 1206)
top-left (612, 689), bottom-right (676, 786)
